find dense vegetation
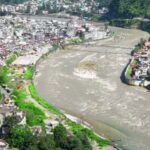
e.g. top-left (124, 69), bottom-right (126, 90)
top-left (0, 116), bottom-right (93, 150)
top-left (108, 0), bottom-right (150, 19)
top-left (24, 66), bottom-right (35, 80)
top-left (0, 0), bottom-right (27, 5)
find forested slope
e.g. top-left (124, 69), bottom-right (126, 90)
top-left (108, 0), bottom-right (150, 19)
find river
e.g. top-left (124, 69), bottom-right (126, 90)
top-left (34, 27), bottom-right (150, 150)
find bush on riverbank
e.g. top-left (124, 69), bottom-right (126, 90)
top-left (24, 66), bottom-right (35, 80)
top-left (1, 123), bottom-right (93, 150)
top-left (67, 120), bottom-right (111, 148)
top-left (126, 59), bottom-right (138, 80)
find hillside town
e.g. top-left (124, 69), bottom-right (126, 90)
top-left (125, 41), bottom-right (150, 88)
top-left (0, 0), bottom-right (108, 16)
top-left (0, 15), bottom-right (111, 150)
top-left (0, 15), bottom-right (110, 67)
top-left (133, 42), bottom-right (150, 82)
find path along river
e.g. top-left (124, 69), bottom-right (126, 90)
top-left (34, 27), bottom-right (150, 150)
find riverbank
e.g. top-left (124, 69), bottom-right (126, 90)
top-left (34, 27), bottom-right (150, 150)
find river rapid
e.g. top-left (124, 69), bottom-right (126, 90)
top-left (34, 27), bottom-right (150, 150)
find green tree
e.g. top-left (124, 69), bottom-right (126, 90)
top-left (0, 116), bottom-right (18, 139)
top-left (78, 133), bottom-right (92, 150)
top-left (38, 135), bottom-right (56, 150)
top-left (108, 0), bottom-right (150, 19)
top-left (54, 124), bottom-right (68, 148)
top-left (66, 136), bottom-right (83, 150)
top-left (7, 126), bottom-right (32, 148)
top-left (3, 116), bottom-right (18, 128)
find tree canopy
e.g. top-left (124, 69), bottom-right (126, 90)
top-left (108, 0), bottom-right (150, 19)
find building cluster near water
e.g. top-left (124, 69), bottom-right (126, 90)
top-left (127, 42), bottom-right (150, 87)
top-left (0, 15), bottom-right (110, 67)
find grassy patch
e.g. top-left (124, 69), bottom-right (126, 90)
top-left (126, 59), bottom-right (138, 79)
top-left (29, 84), bottom-right (62, 115)
top-left (0, 67), bottom-right (13, 85)
top-left (24, 66), bottom-right (35, 80)
top-left (134, 47), bottom-right (141, 53)
top-left (6, 54), bottom-right (18, 65)
top-left (12, 90), bottom-right (46, 126)
top-left (0, 91), bottom-right (4, 103)
top-left (127, 66), bottom-right (132, 79)
top-left (67, 120), bottom-right (111, 147)
top-left (69, 38), bottom-right (83, 45)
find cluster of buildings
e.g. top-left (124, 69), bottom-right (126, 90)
top-left (130, 42), bottom-right (150, 86)
top-left (0, 86), bottom-right (26, 150)
top-left (0, 15), bottom-right (109, 67)
top-left (0, 0), bottom-right (38, 15)
top-left (0, 0), bottom-right (108, 15)
top-left (0, 87), bottom-right (26, 125)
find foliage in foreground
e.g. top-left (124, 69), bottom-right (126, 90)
top-left (24, 66), bottom-right (35, 80)
top-left (1, 118), bottom-right (93, 150)
top-left (69, 38), bottom-right (83, 45)
top-left (0, 67), bottom-right (13, 85)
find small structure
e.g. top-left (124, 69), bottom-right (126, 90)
top-left (32, 126), bottom-right (42, 135)
top-left (0, 139), bottom-right (9, 150)
top-left (44, 118), bottom-right (60, 134)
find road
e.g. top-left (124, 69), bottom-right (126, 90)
top-left (34, 27), bottom-right (150, 150)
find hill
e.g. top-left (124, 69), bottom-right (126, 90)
top-left (108, 0), bottom-right (150, 19)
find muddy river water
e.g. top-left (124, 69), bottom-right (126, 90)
top-left (34, 27), bottom-right (150, 150)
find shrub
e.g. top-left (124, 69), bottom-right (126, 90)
top-left (54, 124), bottom-right (68, 148)
top-left (0, 67), bottom-right (13, 84)
top-left (6, 54), bottom-right (17, 65)
top-left (24, 66), bottom-right (35, 80)
top-left (67, 120), bottom-right (111, 147)
top-left (7, 126), bottom-right (32, 148)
